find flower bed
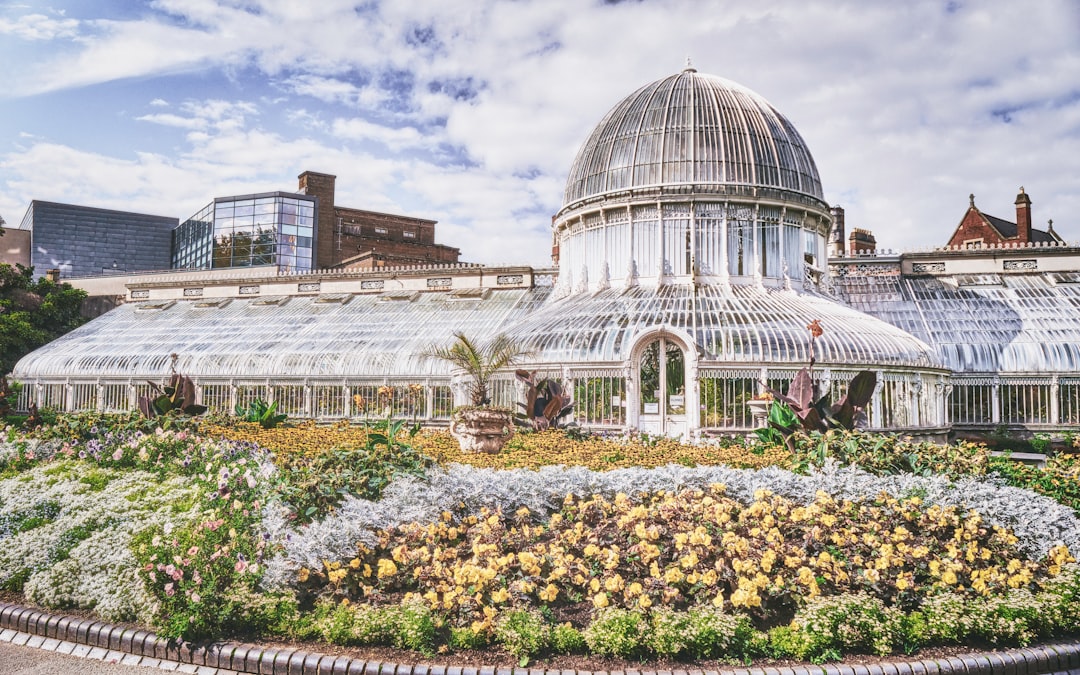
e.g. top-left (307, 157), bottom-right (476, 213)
top-left (0, 416), bottom-right (1078, 665)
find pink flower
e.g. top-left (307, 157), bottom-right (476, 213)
top-left (164, 564), bottom-right (176, 576)
top-left (164, 583), bottom-right (175, 597)
top-left (187, 546), bottom-right (199, 556)
top-left (190, 592), bottom-right (200, 603)
top-left (235, 559), bottom-right (248, 574)
top-left (112, 448), bottom-right (123, 461)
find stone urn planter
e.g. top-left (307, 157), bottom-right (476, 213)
top-left (449, 407), bottom-right (515, 453)
top-left (746, 397), bottom-right (772, 429)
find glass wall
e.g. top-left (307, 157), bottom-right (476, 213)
top-left (172, 193), bottom-right (316, 272)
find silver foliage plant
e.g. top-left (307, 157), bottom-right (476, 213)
top-left (261, 460), bottom-right (1080, 591)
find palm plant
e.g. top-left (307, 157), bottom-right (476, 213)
top-left (425, 332), bottom-right (532, 406)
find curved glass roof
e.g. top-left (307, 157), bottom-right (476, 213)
top-left (14, 283), bottom-right (940, 383)
top-left (833, 271), bottom-right (1080, 373)
top-left (507, 284), bottom-right (940, 369)
top-left (562, 68), bottom-right (823, 210)
top-left (12, 290), bottom-right (550, 380)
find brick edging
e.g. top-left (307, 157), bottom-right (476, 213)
top-left (2, 602), bottom-right (1080, 675)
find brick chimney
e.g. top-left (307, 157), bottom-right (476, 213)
top-left (848, 228), bottom-right (877, 255)
top-left (829, 206), bottom-right (846, 257)
top-left (1015, 186), bottom-right (1032, 244)
top-left (298, 171), bottom-right (337, 269)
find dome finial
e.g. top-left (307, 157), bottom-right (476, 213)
top-left (683, 56), bottom-right (696, 72)
top-left (969, 193), bottom-right (975, 208)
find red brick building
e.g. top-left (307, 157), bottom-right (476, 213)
top-left (946, 188), bottom-right (1063, 248)
top-left (298, 171), bottom-right (461, 270)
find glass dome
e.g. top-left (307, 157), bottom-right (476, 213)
top-left (562, 66), bottom-right (823, 212)
top-left (553, 68), bottom-right (832, 294)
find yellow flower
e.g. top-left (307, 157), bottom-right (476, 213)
top-left (349, 558), bottom-right (361, 569)
top-left (490, 588), bottom-right (510, 604)
top-left (592, 592), bottom-right (609, 609)
top-left (376, 558), bottom-right (398, 579)
top-left (941, 570), bottom-right (957, 585)
top-left (539, 584), bottom-right (559, 602)
top-left (664, 567), bottom-right (685, 584)
top-left (297, 567), bottom-right (310, 583)
top-left (625, 581), bottom-right (643, 598)
top-left (637, 594), bottom-right (652, 609)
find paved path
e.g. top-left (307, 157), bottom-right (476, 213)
top-left (0, 639), bottom-right (159, 674)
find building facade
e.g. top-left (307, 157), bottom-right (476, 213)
top-left (298, 171), bottom-right (460, 270)
top-left (946, 189), bottom-right (1063, 249)
top-left (13, 201), bottom-right (177, 278)
top-left (171, 192), bottom-right (318, 273)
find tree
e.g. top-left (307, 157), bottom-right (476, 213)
top-left (0, 264), bottom-right (87, 375)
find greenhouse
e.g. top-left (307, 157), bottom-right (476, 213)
top-left (832, 257), bottom-right (1080, 429)
top-left (11, 66), bottom-right (978, 437)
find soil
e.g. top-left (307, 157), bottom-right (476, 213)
top-left (0, 591), bottom-right (1030, 672)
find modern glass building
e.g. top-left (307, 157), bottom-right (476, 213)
top-left (171, 192), bottom-right (316, 272)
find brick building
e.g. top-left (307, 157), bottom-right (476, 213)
top-left (946, 188), bottom-right (1063, 248)
top-left (298, 171), bottom-right (460, 270)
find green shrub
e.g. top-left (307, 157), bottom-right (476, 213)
top-left (583, 607), bottom-right (646, 658)
top-left (234, 399), bottom-right (288, 429)
top-left (679, 607), bottom-right (754, 660)
top-left (965, 589), bottom-right (1046, 646)
top-left (550, 622), bottom-right (586, 654)
top-left (903, 592), bottom-right (966, 646)
top-left (322, 600), bottom-right (360, 644)
top-left (387, 600), bottom-right (438, 654)
top-left (989, 455), bottom-right (1080, 513)
top-left (789, 593), bottom-right (903, 661)
top-left (1038, 563), bottom-right (1080, 629)
top-left (313, 600), bottom-right (435, 654)
top-left (448, 626), bottom-right (489, 650)
top-left (350, 604), bottom-right (395, 645)
top-left (643, 604), bottom-right (756, 656)
top-left (648, 607), bottom-right (690, 657)
top-left (790, 431), bottom-right (990, 479)
top-left (494, 608), bottom-right (549, 663)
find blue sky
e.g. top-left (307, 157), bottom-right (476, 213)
top-left (2, 0), bottom-right (1079, 267)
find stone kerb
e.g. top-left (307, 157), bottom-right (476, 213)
top-left (2, 602), bottom-right (1079, 675)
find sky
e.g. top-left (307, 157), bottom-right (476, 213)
top-left (1, 0), bottom-right (1079, 268)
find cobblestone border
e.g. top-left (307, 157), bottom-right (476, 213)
top-left (3, 602), bottom-right (1080, 675)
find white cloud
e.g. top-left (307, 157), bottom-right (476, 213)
top-left (0, 12), bottom-right (79, 40)
top-left (2, 0), bottom-right (1080, 267)
top-left (330, 118), bottom-right (429, 150)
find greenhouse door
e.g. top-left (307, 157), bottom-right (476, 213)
top-left (637, 337), bottom-right (688, 438)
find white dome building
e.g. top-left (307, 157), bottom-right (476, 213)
top-left (11, 67), bottom-right (951, 438)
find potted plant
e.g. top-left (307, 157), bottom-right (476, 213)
top-left (425, 332), bottom-right (532, 453)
